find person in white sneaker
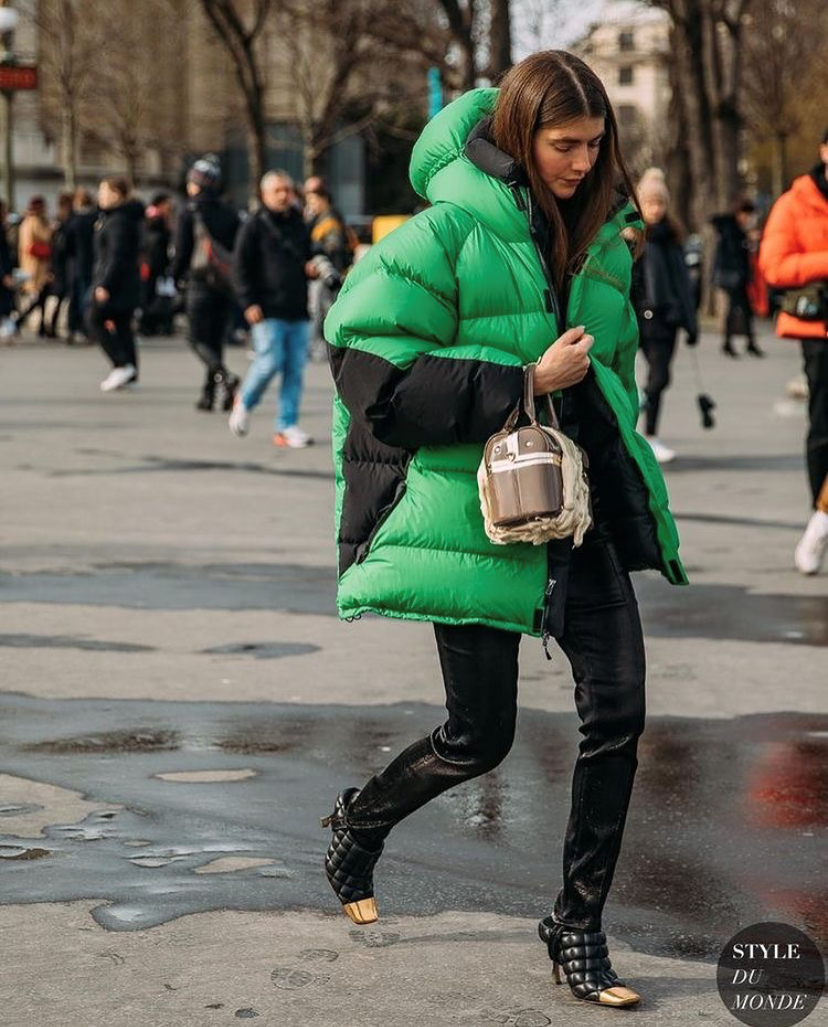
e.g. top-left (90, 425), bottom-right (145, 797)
top-left (632, 169), bottom-right (698, 466)
top-left (794, 476), bottom-right (828, 575)
top-left (230, 170), bottom-right (319, 448)
top-left (88, 177), bottom-right (143, 392)
top-left (760, 128), bottom-right (828, 573)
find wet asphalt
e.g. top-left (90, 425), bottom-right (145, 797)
top-left (1, 330), bottom-right (826, 989)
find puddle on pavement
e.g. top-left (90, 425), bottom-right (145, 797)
top-left (201, 642), bottom-right (320, 659)
top-left (0, 562), bottom-right (824, 646)
top-left (25, 729), bottom-right (180, 754)
top-left (0, 562), bottom-right (337, 615)
top-left (0, 692), bottom-right (825, 961)
top-left (0, 633), bottom-right (155, 653)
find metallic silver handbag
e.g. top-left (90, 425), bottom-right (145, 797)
top-left (477, 365), bottom-right (592, 546)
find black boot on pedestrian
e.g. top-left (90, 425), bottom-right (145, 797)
top-left (320, 787), bottom-right (384, 925)
top-left (221, 372), bottom-right (240, 412)
top-left (195, 378), bottom-right (215, 412)
top-left (745, 340), bottom-right (765, 357)
top-left (538, 917), bottom-right (641, 1007)
top-left (721, 339), bottom-right (739, 358)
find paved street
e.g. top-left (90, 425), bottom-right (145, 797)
top-left (0, 324), bottom-right (825, 1027)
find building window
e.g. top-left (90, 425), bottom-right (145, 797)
top-left (617, 104), bottom-right (637, 127)
top-left (619, 31), bottom-right (634, 51)
top-left (618, 65), bottom-right (634, 85)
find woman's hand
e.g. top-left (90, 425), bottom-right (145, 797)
top-left (532, 325), bottom-right (594, 394)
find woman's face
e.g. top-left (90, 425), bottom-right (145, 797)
top-left (531, 116), bottom-right (605, 199)
top-left (98, 182), bottom-right (118, 210)
top-left (641, 195), bottom-right (667, 225)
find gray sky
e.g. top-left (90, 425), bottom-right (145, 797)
top-left (512, 0), bottom-right (605, 57)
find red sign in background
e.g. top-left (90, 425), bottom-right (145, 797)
top-left (0, 65), bottom-right (38, 91)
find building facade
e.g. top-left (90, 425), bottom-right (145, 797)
top-left (572, 0), bottom-right (671, 174)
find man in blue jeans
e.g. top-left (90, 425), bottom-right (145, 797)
top-left (229, 170), bottom-right (319, 448)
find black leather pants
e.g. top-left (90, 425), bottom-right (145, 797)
top-left (347, 535), bottom-right (646, 932)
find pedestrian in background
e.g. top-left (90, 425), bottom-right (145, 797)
top-left (633, 168), bottom-right (698, 464)
top-left (88, 177), bottom-right (143, 392)
top-left (305, 180), bottom-right (348, 361)
top-left (66, 188), bottom-right (97, 344)
top-left (760, 127), bottom-right (828, 575)
top-left (14, 195), bottom-right (53, 336)
top-left (139, 192), bottom-right (174, 337)
top-left (0, 198), bottom-right (16, 339)
top-left (229, 170), bottom-right (319, 448)
top-left (46, 191), bottom-right (74, 340)
top-left (712, 198), bottom-right (763, 358)
top-left (172, 156), bottom-right (240, 412)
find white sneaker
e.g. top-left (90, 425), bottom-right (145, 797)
top-left (794, 511), bottom-right (828, 575)
top-left (229, 397), bottom-right (250, 437)
top-left (273, 425), bottom-right (312, 449)
top-left (100, 364), bottom-right (137, 392)
top-left (646, 436), bottom-right (676, 464)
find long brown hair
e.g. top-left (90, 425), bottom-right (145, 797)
top-left (491, 50), bottom-right (639, 291)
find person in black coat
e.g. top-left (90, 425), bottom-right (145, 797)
top-left (228, 170), bottom-right (319, 447)
top-left (171, 156), bottom-right (240, 412)
top-left (0, 199), bottom-right (16, 325)
top-left (88, 177), bottom-right (144, 391)
top-left (139, 192), bottom-right (174, 336)
top-left (711, 199), bottom-right (763, 357)
top-left (46, 191), bottom-right (74, 339)
top-left (633, 169), bottom-right (698, 464)
top-left (66, 189), bottom-right (97, 343)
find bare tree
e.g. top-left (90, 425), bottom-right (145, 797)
top-left (22, 0), bottom-right (102, 188)
top-left (742, 0), bottom-right (828, 196)
top-left (198, 0), bottom-right (273, 185)
top-left (647, 0), bottom-right (754, 229)
top-left (279, 0), bottom-right (437, 178)
top-left (488, 0), bottom-right (512, 79)
top-left (435, 0), bottom-right (478, 90)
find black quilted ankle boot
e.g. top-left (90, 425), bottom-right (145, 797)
top-left (320, 787), bottom-right (384, 925)
top-left (538, 917), bottom-right (641, 1007)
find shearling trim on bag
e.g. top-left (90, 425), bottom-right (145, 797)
top-left (478, 422), bottom-right (593, 547)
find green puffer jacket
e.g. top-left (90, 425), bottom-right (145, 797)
top-left (325, 87), bottom-right (687, 637)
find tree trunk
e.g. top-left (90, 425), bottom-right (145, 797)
top-left (772, 132), bottom-right (788, 197)
top-left (488, 0), bottom-right (512, 81)
top-left (61, 102), bottom-right (78, 190)
top-left (671, 14), bottom-right (715, 231)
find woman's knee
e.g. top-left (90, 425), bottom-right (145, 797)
top-left (433, 715), bottom-right (516, 775)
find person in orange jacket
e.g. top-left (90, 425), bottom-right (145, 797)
top-left (759, 128), bottom-right (828, 575)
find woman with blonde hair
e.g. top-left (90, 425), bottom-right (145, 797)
top-left (633, 167), bottom-right (698, 463)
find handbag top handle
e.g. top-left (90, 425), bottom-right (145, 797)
top-left (503, 363), bottom-right (561, 433)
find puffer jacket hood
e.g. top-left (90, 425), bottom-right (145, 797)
top-left (759, 171), bottom-right (828, 340)
top-left (325, 88), bottom-right (685, 638)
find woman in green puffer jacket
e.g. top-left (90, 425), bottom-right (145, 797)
top-left (321, 51), bottom-right (687, 1008)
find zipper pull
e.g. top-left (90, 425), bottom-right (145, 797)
top-left (545, 579), bottom-right (556, 596)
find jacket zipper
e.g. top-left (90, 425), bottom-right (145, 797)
top-left (510, 182), bottom-right (566, 657)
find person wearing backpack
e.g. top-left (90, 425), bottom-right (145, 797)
top-left (228, 170), bottom-right (319, 448)
top-left (172, 156), bottom-right (241, 412)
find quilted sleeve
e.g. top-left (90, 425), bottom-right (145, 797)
top-left (325, 207), bottom-right (524, 449)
